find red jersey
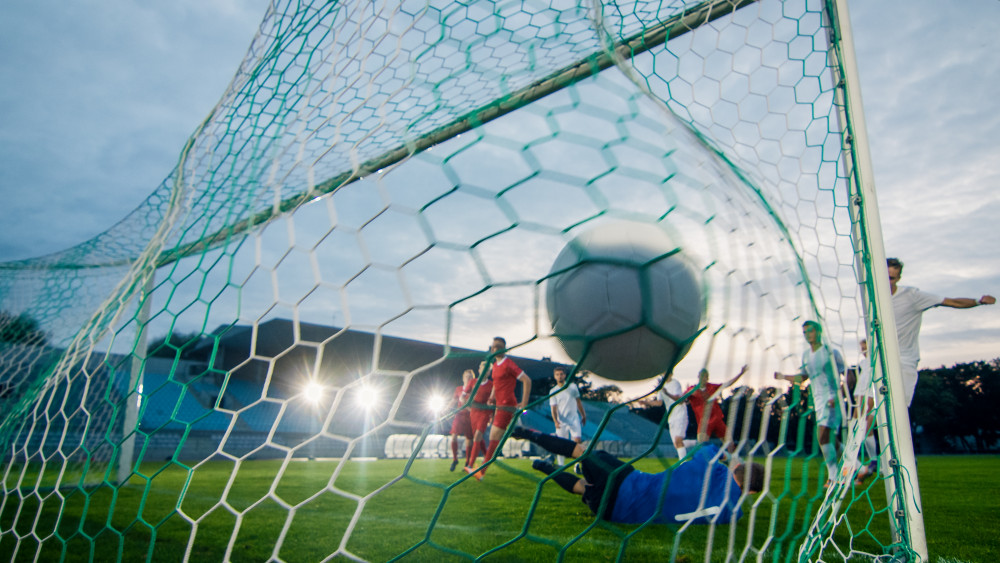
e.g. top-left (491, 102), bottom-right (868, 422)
top-left (471, 373), bottom-right (493, 407)
top-left (491, 356), bottom-right (524, 406)
top-left (686, 383), bottom-right (724, 425)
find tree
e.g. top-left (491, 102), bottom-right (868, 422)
top-left (911, 359), bottom-right (1000, 453)
top-left (576, 371), bottom-right (623, 403)
top-left (0, 311), bottom-right (47, 346)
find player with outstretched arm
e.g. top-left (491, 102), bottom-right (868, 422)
top-left (775, 321), bottom-right (845, 485)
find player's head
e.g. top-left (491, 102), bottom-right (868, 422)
top-left (462, 369), bottom-right (475, 383)
top-left (490, 337), bottom-right (507, 357)
top-left (698, 368), bottom-right (709, 385)
top-left (886, 257), bottom-right (903, 290)
top-left (860, 339), bottom-right (868, 356)
top-left (734, 461), bottom-right (766, 494)
top-left (802, 321), bottom-right (822, 345)
top-left (553, 367), bottom-right (567, 384)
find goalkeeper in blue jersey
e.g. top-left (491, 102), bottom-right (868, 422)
top-left (511, 427), bottom-right (764, 525)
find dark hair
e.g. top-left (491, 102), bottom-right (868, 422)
top-left (553, 367), bottom-right (566, 375)
top-left (493, 336), bottom-right (506, 346)
top-left (802, 320), bottom-right (822, 334)
top-left (734, 462), bottom-right (766, 493)
top-left (886, 257), bottom-right (904, 273)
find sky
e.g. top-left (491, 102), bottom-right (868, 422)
top-left (1, 0), bottom-right (997, 393)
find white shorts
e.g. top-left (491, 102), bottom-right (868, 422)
top-left (667, 407), bottom-right (688, 440)
top-left (815, 399), bottom-right (842, 430)
top-left (556, 419), bottom-right (582, 441)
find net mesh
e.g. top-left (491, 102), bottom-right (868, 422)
top-left (0, 0), bottom-right (918, 561)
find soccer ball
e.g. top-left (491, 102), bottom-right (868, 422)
top-left (545, 221), bottom-right (705, 381)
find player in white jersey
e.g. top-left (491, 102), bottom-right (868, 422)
top-left (886, 258), bottom-right (994, 407)
top-left (639, 372), bottom-right (689, 459)
top-left (549, 367), bottom-right (586, 465)
top-left (776, 321), bottom-right (845, 483)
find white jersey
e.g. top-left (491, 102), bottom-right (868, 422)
top-left (802, 344), bottom-right (845, 409)
top-left (892, 286), bottom-right (944, 366)
top-left (549, 383), bottom-right (581, 425)
top-left (658, 378), bottom-right (688, 438)
top-left (657, 379), bottom-right (685, 421)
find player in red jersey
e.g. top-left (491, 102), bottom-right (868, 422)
top-left (449, 369), bottom-right (476, 471)
top-left (467, 337), bottom-right (531, 480)
top-left (686, 365), bottom-right (746, 451)
top-left (465, 361), bottom-right (494, 472)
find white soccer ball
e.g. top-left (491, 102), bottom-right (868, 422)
top-left (545, 221), bottom-right (705, 381)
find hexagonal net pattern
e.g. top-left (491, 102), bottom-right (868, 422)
top-left (0, 0), bottom-right (920, 561)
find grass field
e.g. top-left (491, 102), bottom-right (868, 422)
top-left (1, 454), bottom-right (996, 562)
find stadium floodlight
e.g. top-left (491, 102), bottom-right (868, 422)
top-left (356, 384), bottom-right (380, 411)
top-left (302, 380), bottom-right (325, 406)
top-left (426, 392), bottom-right (448, 417)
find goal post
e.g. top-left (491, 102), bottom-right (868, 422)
top-left (0, 0), bottom-right (930, 561)
top-left (826, 0), bottom-right (927, 558)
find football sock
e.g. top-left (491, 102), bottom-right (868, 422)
top-left (467, 439), bottom-right (482, 467)
top-left (484, 440), bottom-right (500, 465)
top-left (676, 446), bottom-right (687, 459)
top-left (864, 436), bottom-right (877, 463)
top-left (451, 438), bottom-right (459, 461)
top-left (820, 443), bottom-right (837, 477)
top-left (512, 428), bottom-right (577, 458)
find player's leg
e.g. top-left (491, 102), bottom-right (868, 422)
top-left (466, 408), bottom-right (490, 469)
top-left (669, 410), bottom-right (688, 459)
top-left (512, 426), bottom-right (586, 459)
top-left (856, 397), bottom-right (879, 485)
top-left (474, 407), bottom-right (516, 479)
top-left (816, 404), bottom-right (841, 482)
top-left (450, 431), bottom-right (460, 470)
top-left (530, 456), bottom-right (585, 495)
top-left (554, 421), bottom-right (571, 464)
top-left (531, 449), bottom-right (630, 520)
top-left (556, 418), bottom-right (582, 465)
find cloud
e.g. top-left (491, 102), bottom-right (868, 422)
top-left (0, 0), bottom-right (268, 261)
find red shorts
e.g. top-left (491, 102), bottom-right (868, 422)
top-left (469, 407), bottom-right (493, 433)
top-left (491, 404), bottom-right (517, 431)
top-left (450, 409), bottom-right (472, 437)
top-left (700, 417), bottom-right (727, 440)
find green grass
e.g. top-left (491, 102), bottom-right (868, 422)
top-left (0, 455), bottom-right (996, 562)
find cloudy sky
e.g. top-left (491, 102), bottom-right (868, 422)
top-left (1, 0), bottom-right (997, 378)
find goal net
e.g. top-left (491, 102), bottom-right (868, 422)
top-left (0, 0), bottom-right (923, 561)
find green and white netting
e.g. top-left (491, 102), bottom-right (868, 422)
top-left (0, 0), bottom-right (921, 560)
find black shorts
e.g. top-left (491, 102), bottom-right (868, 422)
top-left (579, 451), bottom-right (635, 519)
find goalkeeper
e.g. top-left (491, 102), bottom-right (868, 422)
top-left (512, 427), bottom-right (763, 524)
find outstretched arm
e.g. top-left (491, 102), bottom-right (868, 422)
top-left (639, 396), bottom-right (664, 407)
top-left (723, 365), bottom-right (748, 389)
top-left (774, 371), bottom-right (804, 383)
top-left (517, 372), bottom-right (532, 410)
top-left (942, 295), bottom-right (995, 309)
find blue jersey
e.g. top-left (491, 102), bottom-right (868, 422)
top-left (610, 445), bottom-right (743, 525)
